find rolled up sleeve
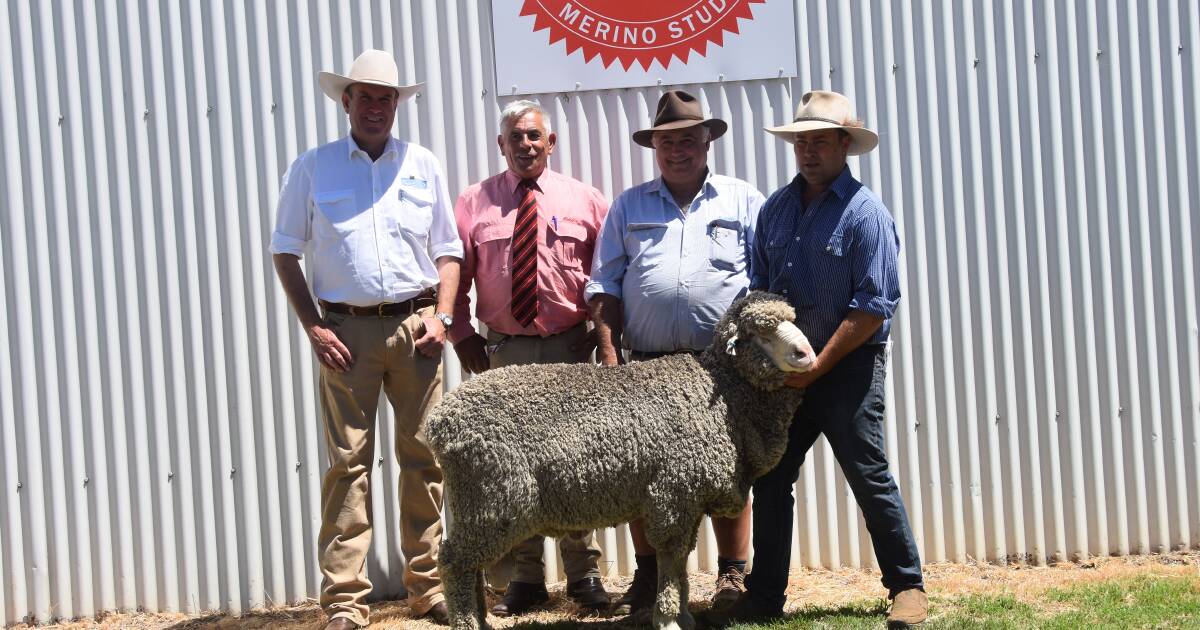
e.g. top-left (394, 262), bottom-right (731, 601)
top-left (269, 152), bottom-right (313, 257)
top-left (847, 209), bottom-right (901, 319)
top-left (583, 196), bottom-right (628, 301)
top-left (427, 168), bottom-right (464, 261)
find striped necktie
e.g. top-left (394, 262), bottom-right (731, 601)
top-left (510, 180), bottom-right (539, 327)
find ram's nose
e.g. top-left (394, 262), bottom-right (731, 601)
top-left (786, 348), bottom-right (814, 371)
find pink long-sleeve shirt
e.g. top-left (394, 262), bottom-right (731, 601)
top-left (450, 168), bottom-right (608, 342)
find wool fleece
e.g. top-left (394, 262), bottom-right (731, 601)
top-left (427, 291), bottom-right (813, 630)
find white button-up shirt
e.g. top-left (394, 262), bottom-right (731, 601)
top-left (270, 136), bottom-right (463, 306)
top-left (584, 172), bottom-right (765, 352)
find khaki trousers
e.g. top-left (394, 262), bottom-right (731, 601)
top-left (318, 308), bottom-right (445, 625)
top-left (485, 321), bottom-right (603, 586)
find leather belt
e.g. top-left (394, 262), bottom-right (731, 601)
top-left (320, 289), bottom-right (436, 318)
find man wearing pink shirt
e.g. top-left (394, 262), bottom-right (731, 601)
top-left (448, 100), bottom-right (611, 616)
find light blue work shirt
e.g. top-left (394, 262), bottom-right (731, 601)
top-left (585, 171), bottom-right (765, 352)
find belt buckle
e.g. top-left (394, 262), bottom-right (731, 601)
top-left (378, 303), bottom-right (388, 317)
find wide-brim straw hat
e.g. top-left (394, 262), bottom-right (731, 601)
top-left (632, 90), bottom-right (728, 148)
top-left (765, 90), bottom-right (878, 155)
top-left (317, 49), bottom-right (423, 103)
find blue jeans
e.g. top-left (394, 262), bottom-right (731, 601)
top-left (745, 345), bottom-right (923, 611)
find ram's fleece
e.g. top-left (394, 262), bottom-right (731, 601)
top-left (426, 291), bottom-right (815, 630)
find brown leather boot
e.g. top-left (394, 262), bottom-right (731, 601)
top-left (887, 588), bottom-right (928, 626)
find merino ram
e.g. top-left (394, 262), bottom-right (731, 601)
top-left (426, 291), bottom-right (815, 630)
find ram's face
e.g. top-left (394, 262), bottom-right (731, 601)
top-left (749, 320), bottom-right (814, 373)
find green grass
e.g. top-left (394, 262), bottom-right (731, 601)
top-left (489, 575), bottom-right (1200, 629)
top-left (715, 575), bottom-right (1200, 630)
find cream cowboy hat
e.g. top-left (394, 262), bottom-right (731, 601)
top-left (317, 49), bottom-right (423, 103)
top-left (765, 90), bottom-right (879, 155)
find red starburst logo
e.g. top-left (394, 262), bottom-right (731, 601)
top-left (519, 0), bottom-right (766, 71)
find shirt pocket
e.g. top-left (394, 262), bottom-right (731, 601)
top-left (548, 217), bottom-right (589, 271)
top-left (313, 189), bottom-right (361, 235)
top-left (396, 184), bottom-right (435, 241)
top-left (474, 222), bottom-right (513, 283)
top-left (799, 232), bottom-right (846, 308)
top-left (707, 218), bottom-right (743, 271)
top-left (624, 221), bottom-right (669, 265)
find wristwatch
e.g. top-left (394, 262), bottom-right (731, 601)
top-left (434, 312), bottom-right (453, 328)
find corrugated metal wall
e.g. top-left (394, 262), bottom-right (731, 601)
top-left (1, 0), bottom-right (1197, 624)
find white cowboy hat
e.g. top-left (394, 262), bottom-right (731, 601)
top-left (765, 90), bottom-right (879, 155)
top-left (317, 49), bottom-right (423, 103)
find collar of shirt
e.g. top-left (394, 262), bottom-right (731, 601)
top-left (503, 168), bottom-right (547, 196)
top-left (646, 169), bottom-right (717, 212)
top-left (345, 135), bottom-right (401, 162)
top-left (790, 164), bottom-right (857, 202)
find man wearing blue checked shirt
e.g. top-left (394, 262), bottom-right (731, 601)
top-left (716, 90), bottom-right (927, 627)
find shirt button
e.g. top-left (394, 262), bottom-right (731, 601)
top-left (826, 245), bottom-right (832, 252)
top-left (782, 289), bottom-right (789, 294)
top-left (787, 262), bottom-right (793, 267)
top-left (795, 236), bottom-right (801, 241)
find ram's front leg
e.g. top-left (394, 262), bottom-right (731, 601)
top-left (648, 513), bottom-right (701, 630)
top-left (651, 545), bottom-right (694, 630)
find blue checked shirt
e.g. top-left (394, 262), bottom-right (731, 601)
top-left (750, 166), bottom-right (900, 350)
top-left (586, 172), bottom-right (765, 352)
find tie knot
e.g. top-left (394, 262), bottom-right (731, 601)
top-left (520, 179), bottom-right (538, 192)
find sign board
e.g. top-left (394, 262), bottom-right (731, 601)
top-left (491, 0), bottom-right (797, 95)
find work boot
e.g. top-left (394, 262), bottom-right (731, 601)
top-left (566, 576), bottom-right (611, 611)
top-left (887, 587), bottom-right (928, 627)
top-left (710, 563), bottom-right (746, 612)
top-left (490, 581), bottom-right (549, 617)
top-left (613, 567), bottom-right (656, 616)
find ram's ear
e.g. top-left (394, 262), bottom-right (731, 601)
top-left (725, 335), bottom-right (738, 356)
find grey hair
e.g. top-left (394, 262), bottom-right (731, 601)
top-left (499, 99), bottom-right (553, 135)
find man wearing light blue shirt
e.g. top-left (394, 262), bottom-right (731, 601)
top-left (585, 90), bottom-right (764, 617)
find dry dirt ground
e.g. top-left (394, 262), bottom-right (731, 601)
top-left (17, 552), bottom-right (1199, 629)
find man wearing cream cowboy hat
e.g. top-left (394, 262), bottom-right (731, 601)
top-left (716, 90), bottom-right (927, 626)
top-left (270, 49), bottom-right (461, 628)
